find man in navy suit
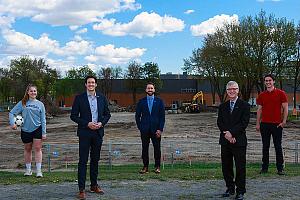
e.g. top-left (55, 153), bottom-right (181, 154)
top-left (135, 82), bottom-right (165, 174)
top-left (217, 81), bottom-right (250, 200)
top-left (70, 75), bottom-right (111, 200)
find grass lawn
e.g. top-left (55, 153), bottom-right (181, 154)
top-left (0, 163), bottom-right (299, 185)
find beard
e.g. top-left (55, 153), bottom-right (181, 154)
top-left (146, 91), bottom-right (154, 96)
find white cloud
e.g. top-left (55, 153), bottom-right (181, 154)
top-left (1, 29), bottom-right (93, 57)
top-left (58, 40), bottom-right (93, 56)
top-left (76, 28), bottom-right (88, 34)
top-left (85, 55), bottom-right (99, 62)
top-left (190, 14), bottom-right (239, 36)
top-left (2, 29), bottom-right (59, 56)
top-left (0, 0), bottom-right (141, 26)
top-left (0, 29), bottom-right (146, 72)
top-left (85, 44), bottom-right (146, 64)
top-left (69, 26), bottom-right (79, 31)
top-left (93, 12), bottom-right (185, 38)
top-left (0, 15), bottom-right (15, 30)
top-left (184, 10), bottom-right (195, 14)
top-left (46, 58), bottom-right (77, 73)
top-left (0, 56), bottom-right (14, 68)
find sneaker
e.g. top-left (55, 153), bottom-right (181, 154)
top-left (24, 169), bottom-right (32, 176)
top-left (36, 170), bottom-right (43, 178)
top-left (277, 170), bottom-right (285, 175)
top-left (154, 167), bottom-right (161, 174)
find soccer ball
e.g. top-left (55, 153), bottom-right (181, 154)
top-left (14, 115), bottom-right (24, 127)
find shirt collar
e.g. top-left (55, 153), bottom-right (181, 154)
top-left (87, 91), bottom-right (97, 97)
top-left (267, 87), bottom-right (276, 93)
top-left (230, 97), bottom-right (238, 104)
top-left (147, 95), bottom-right (154, 100)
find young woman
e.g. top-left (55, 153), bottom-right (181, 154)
top-left (9, 84), bottom-right (46, 177)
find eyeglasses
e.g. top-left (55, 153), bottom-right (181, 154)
top-left (226, 88), bottom-right (238, 91)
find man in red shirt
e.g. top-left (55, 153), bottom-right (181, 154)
top-left (256, 74), bottom-right (288, 175)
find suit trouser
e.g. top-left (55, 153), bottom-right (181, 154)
top-left (141, 132), bottom-right (161, 168)
top-left (260, 122), bottom-right (284, 171)
top-left (221, 145), bottom-right (246, 194)
top-left (78, 131), bottom-right (103, 190)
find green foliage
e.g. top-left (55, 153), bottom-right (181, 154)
top-left (111, 66), bottom-right (123, 79)
top-left (66, 65), bottom-right (96, 79)
top-left (183, 10), bottom-right (299, 103)
top-left (0, 56), bottom-right (59, 112)
top-left (124, 61), bottom-right (145, 105)
top-left (142, 62), bottom-right (163, 92)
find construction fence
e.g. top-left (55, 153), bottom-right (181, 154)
top-left (0, 140), bottom-right (300, 172)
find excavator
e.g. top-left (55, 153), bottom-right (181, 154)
top-left (183, 91), bottom-right (204, 113)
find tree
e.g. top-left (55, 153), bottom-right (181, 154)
top-left (55, 78), bottom-right (75, 106)
top-left (0, 68), bottom-right (13, 104)
top-left (184, 32), bottom-right (229, 103)
top-left (183, 10), bottom-right (298, 103)
top-left (288, 23), bottom-right (300, 109)
top-left (5, 56), bottom-right (59, 113)
top-left (66, 65), bottom-right (96, 79)
top-left (9, 56), bottom-right (39, 100)
top-left (124, 61), bottom-right (143, 105)
top-left (97, 67), bottom-right (112, 98)
top-left (142, 62), bottom-right (162, 92)
top-left (111, 66), bottom-right (123, 79)
top-left (270, 17), bottom-right (296, 89)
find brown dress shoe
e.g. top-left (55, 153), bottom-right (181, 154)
top-left (90, 185), bottom-right (104, 195)
top-left (154, 167), bottom-right (161, 174)
top-left (78, 190), bottom-right (86, 200)
top-left (139, 167), bottom-right (149, 174)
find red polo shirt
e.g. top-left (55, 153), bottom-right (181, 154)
top-left (256, 88), bottom-right (288, 123)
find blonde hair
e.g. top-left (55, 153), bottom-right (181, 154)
top-left (21, 84), bottom-right (37, 106)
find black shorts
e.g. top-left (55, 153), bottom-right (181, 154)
top-left (21, 126), bottom-right (42, 144)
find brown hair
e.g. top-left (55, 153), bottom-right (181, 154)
top-left (21, 84), bottom-right (37, 106)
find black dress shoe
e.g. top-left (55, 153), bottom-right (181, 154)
top-left (222, 189), bottom-right (235, 197)
top-left (235, 193), bottom-right (244, 200)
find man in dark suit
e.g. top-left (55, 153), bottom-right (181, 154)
top-left (135, 82), bottom-right (165, 174)
top-left (217, 81), bottom-right (250, 200)
top-left (70, 75), bottom-right (111, 200)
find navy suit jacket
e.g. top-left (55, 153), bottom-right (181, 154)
top-left (217, 98), bottom-right (250, 146)
top-left (70, 92), bottom-right (111, 137)
top-left (135, 96), bottom-right (165, 134)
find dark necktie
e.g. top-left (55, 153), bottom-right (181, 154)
top-left (230, 101), bottom-right (234, 112)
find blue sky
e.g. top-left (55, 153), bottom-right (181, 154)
top-left (0, 0), bottom-right (299, 75)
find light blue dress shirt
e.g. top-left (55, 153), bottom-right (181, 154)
top-left (147, 95), bottom-right (154, 114)
top-left (87, 92), bottom-right (98, 122)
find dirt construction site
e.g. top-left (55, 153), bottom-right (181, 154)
top-left (1, 111), bottom-right (300, 170)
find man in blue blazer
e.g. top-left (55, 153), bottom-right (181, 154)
top-left (70, 75), bottom-right (111, 200)
top-left (135, 82), bottom-right (165, 174)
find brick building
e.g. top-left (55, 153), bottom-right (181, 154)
top-left (57, 74), bottom-right (300, 109)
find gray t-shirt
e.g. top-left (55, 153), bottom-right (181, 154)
top-left (9, 99), bottom-right (46, 135)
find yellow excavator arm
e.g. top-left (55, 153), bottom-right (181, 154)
top-left (192, 91), bottom-right (204, 104)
